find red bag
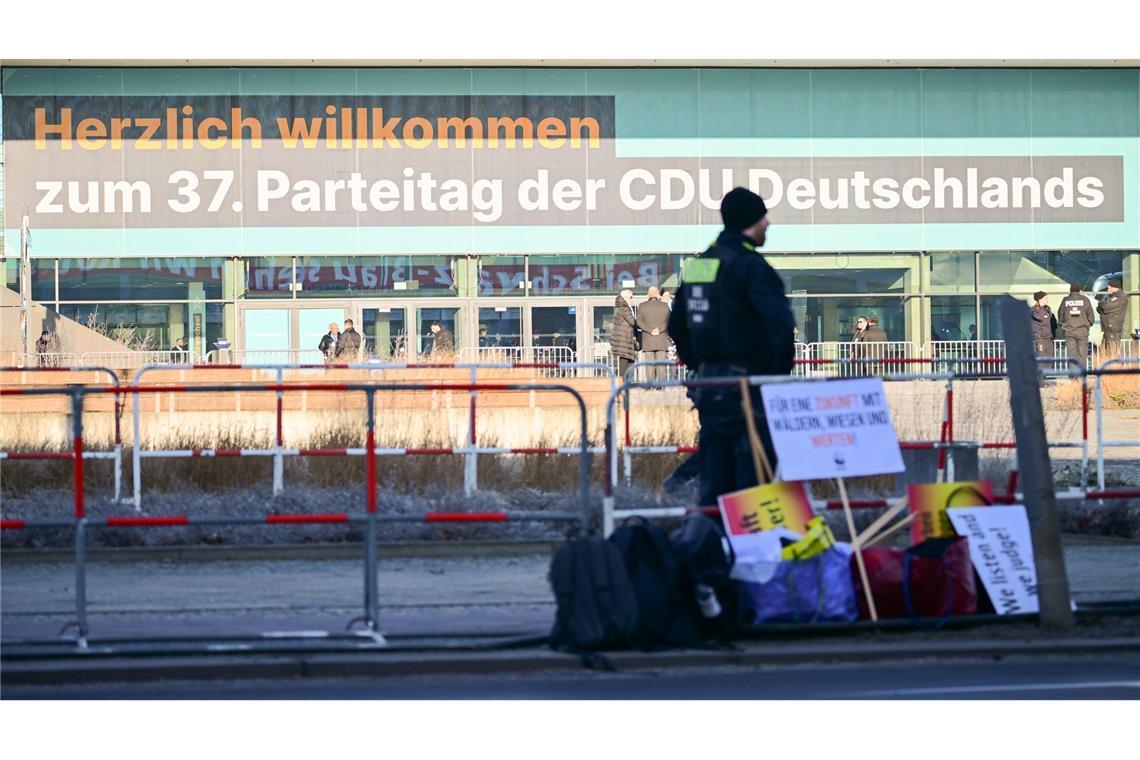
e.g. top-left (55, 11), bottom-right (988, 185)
top-left (851, 536), bottom-right (977, 620)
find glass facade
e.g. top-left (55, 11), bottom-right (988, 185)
top-left (4, 250), bottom-right (1137, 356)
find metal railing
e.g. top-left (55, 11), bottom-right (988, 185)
top-left (0, 379), bottom-right (594, 647)
top-left (10, 352), bottom-right (81, 368)
top-left (458, 345), bottom-right (577, 375)
top-left (0, 365), bottom-right (126, 502)
top-left (126, 360), bottom-right (615, 507)
top-left (601, 362), bottom-right (1137, 537)
top-left (6, 336), bottom-right (1137, 371)
top-left (1094, 357), bottom-right (1140, 491)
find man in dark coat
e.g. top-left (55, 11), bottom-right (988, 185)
top-left (1058, 283), bottom-right (1094, 369)
top-left (862, 317), bottom-right (887, 343)
top-left (668, 187), bottom-right (796, 507)
top-left (636, 286), bottom-right (672, 382)
top-left (1097, 278), bottom-right (1127, 357)
top-left (429, 322), bottom-right (455, 356)
top-left (334, 318), bottom-right (362, 361)
top-left (318, 322), bottom-right (340, 363)
top-left (1031, 291), bottom-right (1057, 358)
top-left (611, 289), bottom-right (638, 379)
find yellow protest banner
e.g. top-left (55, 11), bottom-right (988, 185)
top-left (718, 481), bottom-right (814, 536)
top-left (907, 481), bottom-right (993, 544)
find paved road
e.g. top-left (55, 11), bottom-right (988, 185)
top-left (6, 653), bottom-right (1139, 699)
top-left (2, 536), bottom-right (1138, 641)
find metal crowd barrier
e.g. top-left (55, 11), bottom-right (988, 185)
top-left (1094, 357), bottom-right (1140, 491)
top-left (616, 357), bottom-right (1073, 488)
top-left (0, 365), bottom-right (126, 502)
top-left (9, 337), bottom-right (1137, 372)
top-left (127, 360), bottom-right (615, 508)
top-left (601, 359), bottom-right (1128, 537)
top-left (0, 379), bottom-right (593, 648)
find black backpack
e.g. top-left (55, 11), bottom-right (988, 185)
top-left (549, 537), bottom-right (639, 652)
top-left (610, 520), bottom-right (701, 648)
top-left (670, 514), bottom-right (739, 636)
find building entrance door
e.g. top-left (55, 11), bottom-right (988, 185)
top-left (529, 303), bottom-right (580, 364)
top-left (361, 306), bottom-right (409, 362)
top-left (241, 308), bottom-right (290, 363)
top-left (299, 307), bottom-right (345, 363)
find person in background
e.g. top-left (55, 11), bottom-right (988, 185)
top-left (636, 286), bottom-right (672, 384)
top-left (171, 336), bottom-right (188, 362)
top-left (335, 318), bottom-right (362, 362)
top-left (318, 322), bottom-right (340, 363)
top-left (863, 316), bottom-right (887, 342)
top-left (968, 324), bottom-right (978, 341)
top-left (611, 289), bottom-right (638, 380)
top-left (36, 330), bottom-right (56, 367)
top-left (661, 288), bottom-right (674, 311)
top-left (1097, 278), bottom-right (1126, 358)
top-left (1058, 283), bottom-right (1094, 369)
top-left (1031, 291), bottom-right (1057, 358)
top-left (429, 321), bottom-right (454, 356)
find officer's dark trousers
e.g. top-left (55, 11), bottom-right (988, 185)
top-left (1034, 338), bottom-right (1056, 376)
top-left (1064, 333), bottom-right (1088, 370)
top-left (695, 383), bottom-right (778, 508)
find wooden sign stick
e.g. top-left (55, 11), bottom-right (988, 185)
top-left (863, 513), bottom-right (916, 550)
top-left (838, 477), bottom-right (878, 621)
top-left (739, 378), bottom-right (774, 484)
top-left (852, 494), bottom-right (909, 550)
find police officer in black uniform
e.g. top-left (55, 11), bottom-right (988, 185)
top-left (668, 187), bottom-right (796, 507)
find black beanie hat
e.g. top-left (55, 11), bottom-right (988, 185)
top-left (1033, 291), bottom-right (1047, 302)
top-left (720, 187), bottom-right (768, 232)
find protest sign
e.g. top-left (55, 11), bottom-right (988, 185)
top-left (719, 481), bottom-right (814, 536)
top-left (719, 481), bottom-right (814, 581)
top-left (761, 378), bottom-right (904, 481)
top-left (908, 481), bottom-right (994, 544)
top-left (948, 506), bottom-right (1038, 615)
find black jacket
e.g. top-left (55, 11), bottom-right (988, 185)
top-left (610, 296), bottom-right (638, 360)
top-left (1097, 292), bottom-right (1126, 334)
top-left (318, 332), bottom-right (338, 357)
top-left (668, 229), bottom-right (796, 376)
top-left (1031, 305), bottom-right (1057, 341)
top-left (1059, 293), bottom-right (1094, 336)
top-left (335, 328), bottom-right (361, 359)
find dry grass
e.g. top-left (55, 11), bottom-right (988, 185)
top-left (0, 379), bottom-right (1087, 499)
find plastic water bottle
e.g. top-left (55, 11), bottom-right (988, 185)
top-left (695, 584), bottom-right (722, 618)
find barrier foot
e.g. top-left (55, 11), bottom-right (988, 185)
top-left (344, 617), bottom-right (388, 645)
top-left (56, 621), bottom-right (89, 650)
top-left (603, 496), bottom-right (615, 538)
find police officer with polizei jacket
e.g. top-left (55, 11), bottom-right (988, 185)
top-left (1097, 278), bottom-right (1127, 357)
top-left (1058, 283), bottom-right (1094, 369)
top-left (668, 187), bottom-right (796, 507)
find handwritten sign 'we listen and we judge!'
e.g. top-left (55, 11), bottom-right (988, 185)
top-left (761, 378), bottom-right (905, 481)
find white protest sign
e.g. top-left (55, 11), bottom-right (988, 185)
top-left (948, 506), bottom-right (1039, 615)
top-left (760, 378), bottom-right (904, 481)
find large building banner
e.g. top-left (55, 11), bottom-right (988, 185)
top-left (3, 67), bottom-right (1138, 255)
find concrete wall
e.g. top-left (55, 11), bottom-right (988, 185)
top-left (0, 286), bottom-right (129, 360)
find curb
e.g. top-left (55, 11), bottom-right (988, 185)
top-left (4, 636), bottom-right (1139, 687)
top-left (0, 539), bottom-right (561, 564)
